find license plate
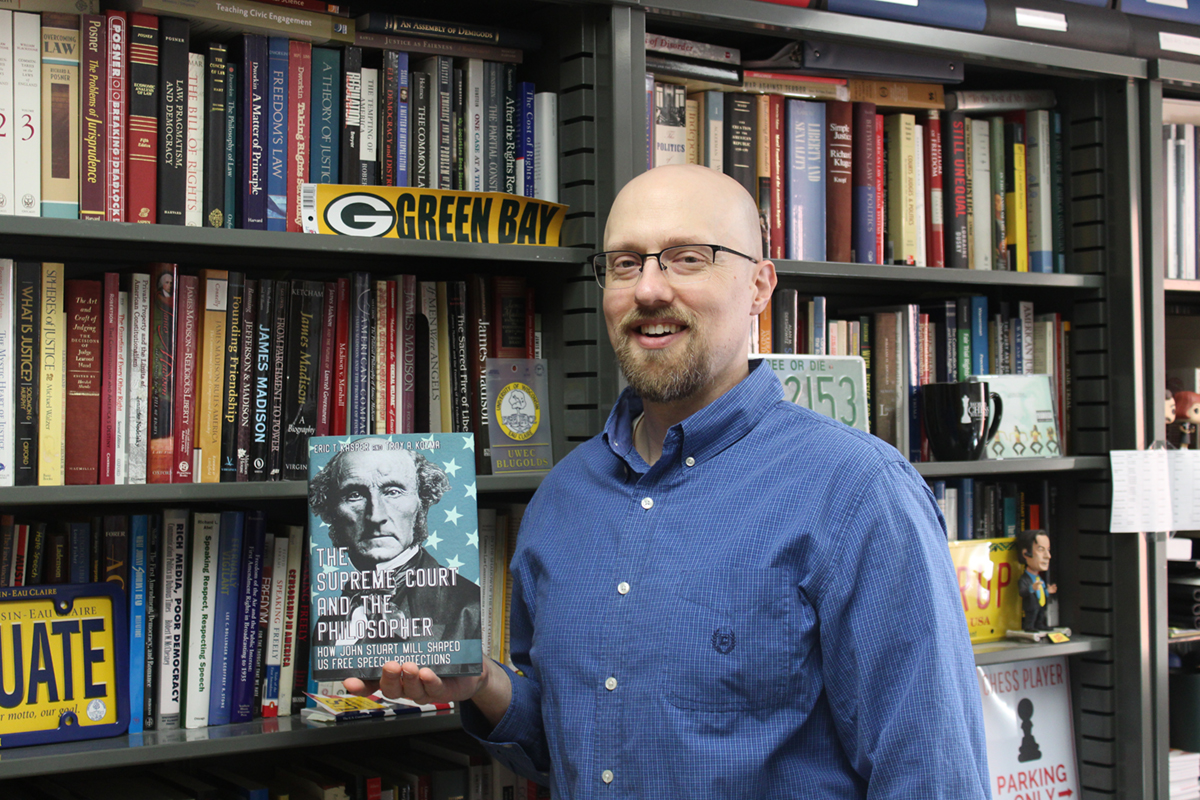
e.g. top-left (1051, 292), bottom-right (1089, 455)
top-left (755, 355), bottom-right (870, 433)
top-left (0, 582), bottom-right (128, 748)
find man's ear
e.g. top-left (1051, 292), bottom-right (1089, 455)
top-left (749, 259), bottom-right (777, 316)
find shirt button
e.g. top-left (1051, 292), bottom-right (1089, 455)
top-left (601, 770), bottom-right (614, 784)
top-left (605, 677), bottom-right (617, 691)
top-left (685, 456), bottom-right (695, 467)
top-left (617, 581), bottom-right (630, 595)
top-left (641, 497), bottom-right (653, 509)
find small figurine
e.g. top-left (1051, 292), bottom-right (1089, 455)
top-left (1016, 528), bottom-right (1057, 632)
top-left (1173, 390), bottom-right (1200, 450)
top-left (1167, 390), bottom-right (1178, 428)
top-left (1029, 425), bottom-right (1043, 455)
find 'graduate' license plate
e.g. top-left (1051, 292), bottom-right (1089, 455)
top-left (0, 582), bottom-right (128, 748)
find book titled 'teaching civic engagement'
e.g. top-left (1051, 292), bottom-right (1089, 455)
top-left (307, 433), bottom-right (482, 681)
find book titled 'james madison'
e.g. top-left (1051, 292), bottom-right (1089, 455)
top-left (307, 433), bottom-right (481, 681)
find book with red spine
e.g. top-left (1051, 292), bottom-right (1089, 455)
top-left (925, 109), bottom-right (945, 268)
top-left (386, 280), bottom-right (398, 434)
top-left (332, 277), bottom-right (350, 436)
top-left (942, 110), bottom-right (968, 270)
top-left (315, 281), bottom-right (336, 437)
top-left (127, 12), bottom-right (157, 223)
top-left (400, 274), bottom-right (416, 433)
top-left (106, 11), bottom-right (127, 223)
top-left (235, 279), bottom-right (257, 481)
top-left (171, 274), bottom-right (198, 483)
top-left (64, 280), bottom-right (102, 485)
top-left (374, 279), bottom-right (388, 433)
top-left (874, 113), bottom-right (885, 265)
top-left (825, 100), bottom-right (853, 264)
top-left (80, 14), bottom-right (106, 221)
top-left (10, 524), bottom-right (27, 586)
top-left (287, 39), bottom-right (311, 232)
top-left (768, 94), bottom-right (785, 261)
top-left (148, 262), bottom-right (177, 483)
top-left (99, 272), bottom-right (120, 484)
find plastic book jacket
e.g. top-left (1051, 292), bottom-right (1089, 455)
top-left (307, 433), bottom-right (482, 681)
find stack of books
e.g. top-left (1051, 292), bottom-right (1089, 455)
top-left (1171, 748), bottom-right (1200, 800)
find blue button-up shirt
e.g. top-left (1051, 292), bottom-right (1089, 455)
top-left (464, 360), bottom-right (989, 799)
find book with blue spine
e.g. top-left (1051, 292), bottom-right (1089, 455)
top-left (237, 34), bottom-right (267, 229)
top-left (519, 81), bottom-right (535, 197)
top-left (825, 0), bottom-right (987, 31)
top-left (1051, 111), bottom-right (1066, 274)
top-left (230, 509), bottom-right (266, 723)
top-left (207, 510), bottom-right (244, 726)
top-left (971, 295), bottom-right (989, 375)
top-left (1026, 110), bottom-right (1053, 274)
top-left (1120, 0), bottom-right (1200, 23)
top-left (395, 50), bottom-right (409, 187)
top-left (852, 102), bottom-right (876, 264)
top-left (786, 98), bottom-right (826, 261)
top-left (266, 37), bottom-right (288, 231)
top-left (310, 47), bottom-right (341, 184)
top-left (809, 296), bottom-right (826, 356)
top-left (128, 514), bottom-right (148, 734)
top-left (307, 433), bottom-right (482, 681)
top-left (958, 478), bottom-right (975, 539)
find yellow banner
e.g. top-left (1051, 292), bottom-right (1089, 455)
top-left (302, 184), bottom-right (567, 246)
top-left (949, 537), bottom-right (1023, 643)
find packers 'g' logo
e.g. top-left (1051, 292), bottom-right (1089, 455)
top-left (496, 382), bottom-right (540, 441)
top-left (324, 193), bottom-right (397, 237)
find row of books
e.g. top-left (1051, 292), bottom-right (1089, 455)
top-left (754, 292), bottom-right (1071, 461)
top-left (648, 72), bottom-right (1067, 273)
top-left (0, 8), bottom-right (559, 226)
top-left (0, 260), bottom-right (540, 487)
top-left (927, 477), bottom-right (1055, 541)
top-left (1165, 123), bottom-right (1200, 281)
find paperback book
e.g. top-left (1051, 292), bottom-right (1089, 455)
top-left (307, 433), bottom-right (482, 681)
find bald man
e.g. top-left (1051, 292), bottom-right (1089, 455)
top-left (350, 166), bottom-right (989, 799)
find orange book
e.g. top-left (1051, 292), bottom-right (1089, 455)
top-left (196, 269), bottom-right (228, 482)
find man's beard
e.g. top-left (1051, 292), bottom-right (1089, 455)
top-left (613, 312), bottom-right (710, 404)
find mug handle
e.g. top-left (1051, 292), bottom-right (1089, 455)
top-left (985, 392), bottom-right (1004, 444)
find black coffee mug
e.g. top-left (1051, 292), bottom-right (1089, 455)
top-left (921, 382), bottom-right (1004, 461)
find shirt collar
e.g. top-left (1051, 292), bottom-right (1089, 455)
top-left (602, 359), bottom-right (782, 469)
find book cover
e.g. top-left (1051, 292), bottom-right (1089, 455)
top-left (786, 98), bottom-right (825, 261)
top-left (204, 42), bottom-right (226, 227)
top-left (339, 44), bottom-right (360, 186)
top-left (64, 279), bottom-right (101, 484)
top-left (310, 46), bottom-right (339, 184)
top-left (266, 35), bottom-right (287, 229)
top-left (207, 509), bottom-right (244, 726)
top-left (989, 116), bottom-right (1008, 269)
top-left (39, 12), bottom-right (79, 219)
top-left (156, 508), bottom-right (188, 730)
top-left (268, 278), bottom-right (289, 478)
top-left (1004, 119), bottom-right (1028, 272)
top-left (126, 272), bottom-right (150, 484)
top-left (287, 39), bottom-right (310, 231)
top-left (105, 11), bottom-right (127, 222)
top-left (236, 279), bottom-right (257, 479)
top-left (851, 101), bottom-right (877, 265)
top-left (182, 511), bottom-right (217, 728)
top-left (184, 52), bottom-right (203, 226)
top-left (79, 14), bottom-right (105, 220)
top-left (196, 270), bottom-right (228, 483)
top-left (230, 508), bottom-right (266, 723)
top-left (307, 433), bottom-right (482, 680)
top-left (155, 16), bottom-right (186, 225)
top-left (170, 274), bottom-right (198, 483)
top-left (723, 92), bottom-right (755, 201)
top-left (12, 12), bottom-right (38, 217)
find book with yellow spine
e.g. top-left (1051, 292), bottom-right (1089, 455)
top-left (196, 269), bottom-right (227, 482)
top-left (1004, 120), bottom-right (1028, 272)
top-left (38, 262), bottom-right (64, 484)
top-left (884, 113), bottom-right (917, 266)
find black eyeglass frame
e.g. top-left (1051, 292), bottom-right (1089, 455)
top-left (589, 243), bottom-right (760, 288)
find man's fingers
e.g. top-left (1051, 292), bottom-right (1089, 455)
top-left (343, 676), bottom-right (379, 696)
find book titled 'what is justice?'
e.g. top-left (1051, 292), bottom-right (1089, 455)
top-left (307, 433), bottom-right (482, 681)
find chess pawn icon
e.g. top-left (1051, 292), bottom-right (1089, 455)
top-left (961, 395), bottom-right (971, 425)
top-left (1017, 698), bottom-right (1042, 763)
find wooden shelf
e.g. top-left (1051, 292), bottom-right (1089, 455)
top-left (0, 709), bottom-right (461, 779)
top-left (0, 474), bottom-right (544, 507)
top-left (973, 634), bottom-right (1110, 665)
top-left (915, 456), bottom-right (1108, 478)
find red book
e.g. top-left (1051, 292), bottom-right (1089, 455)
top-left (99, 273), bottom-right (120, 484)
top-left (80, 14), bottom-right (107, 221)
top-left (65, 280), bottom-right (103, 485)
top-left (10, 525), bottom-right (27, 587)
top-left (127, 13), bottom-right (158, 223)
top-left (386, 279), bottom-right (398, 434)
top-left (525, 286), bottom-right (536, 359)
top-left (315, 281), bottom-right (336, 437)
top-left (333, 277), bottom-right (350, 436)
top-left (106, 11), bottom-right (128, 222)
top-left (825, 100), bottom-right (853, 264)
top-left (925, 109), bottom-right (945, 268)
top-left (768, 94), bottom-right (785, 261)
top-left (172, 275), bottom-right (199, 483)
top-left (400, 274), bottom-right (416, 433)
top-left (287, 40), bottom-right (311, 233)
top-left (236, 279), bottom-right (257, 481)
top-left (875, 113), bottom-right (885, 265)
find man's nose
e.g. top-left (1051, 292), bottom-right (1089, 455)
top-left (367, 490), bottom-right (389, 522)
top-left (632, 255), bottom-right (674, 305)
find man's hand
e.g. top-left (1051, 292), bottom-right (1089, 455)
top-left (344, 658), bottom-right (513, 730)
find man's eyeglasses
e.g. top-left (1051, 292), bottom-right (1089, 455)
top-left (590, 244), bottom-right (759, 289)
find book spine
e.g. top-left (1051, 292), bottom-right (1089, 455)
top-left (127, 514), bottom-right (147, 734)
top-left (1004, 120), bottom-right (1028, 272)
top-left (315, 282), bottom-right (336, 436)
top-left (358, 65), bottom-right (378, 184)
top-left (421, 281), bottom-right (441, 433)
top-left (12, 13), bottom-right (38, 218)
top-left (197, 270), bottom-right (228, 483)
top-left (395, 51), bottom-right (409, 187)
top-left (436, 282), bottom-right (452, 429)
top-left (0, 260), bottom-right (10, 486)
top-left (469, 274), bottom-right (491, 474)
top-left (100, 273), bottom-right (120, 483)
top-left (400, 274), bottom-right (416, 433)
top-left (484, 61), bottom-right (501, 189)
top-left (925, 109), bottom-right (944, 268)
top-left (185, 53), bottom-right (204, 226)
top-left (127, 13), bottom-right (157, 222)
top-left (114, 290), bottom-right (128, 483)
top-left (249, 278), bottom-right (273, 480)
top-left (437, 56), bottom-right (453, 189)
top-left (208, 510), bottom-right (243, 726)
top-left (224, 62), bottom-right (236, 227)
top-left (0, 12), bottom-right (13, 216)
top-left (502, 62), bottom-right (517, 194)
top-left (142, 514), bottom-right (159, 728)
top-left (79, 14), bottom-right (105, 220)
top-left (875, 114), bottom-right (885, 263)
top-left (971, 295), bottom-right (989, 375)
top-left (373, 279), bottom-right (387, 432)
top-left (1026, 109), bottom-right (1053, 274)
top-left (235, 279), bottom-right (256, 479)
top-left (282, 280), bottom-right (324, 479)
top-left (230, 510), bottom-right (266, 724)
top-left (64, 280), bottom-right (100, 484)
top-left (266, 36), bottom-right (288, 230)
top-left (261, 534), bottom-right (289, 717)
top-left (220, 273), bottom-right (244, 480)
top-left (386, 281), bottom-right (397, 432)
top-left (723, 92), bottom-right (756, 201)
top-left (205, 43), bottom-right (227, 227)
top-left (277, 526), bottom-right (302, 714)
top-left (969, 119), bottom-right (992, 270)
top-left (268, 279), bottom-right (288, 477)
top-left (309, 46), bottom-right (339, 183)
top-left (287, 40), bottom-right (310, 231)
top-left (38, 263), bottom-right (64, 485)
top-left (339, 45), bottom-right (361, 185)
top-left (410, 70), bottom-right (430, 188)
top-left (171, 275), bottom-right (198, 483)
top-left (989, 116), bottom-right (1007, 270)
top-left (105, 11), bottom-right (126, 222)
top-left (450, 281), bottom-right (471, 433)
top-left (241, 35), bottom-right (267, 228)
top-left (156, 508), bottom-right (188, 730)
top-left (156, 17), bottom-right (187, 225)
top-left (1050, 111), bottom-right (1066, 274)
top-left (914, 123), bottom-right (926, 266)
top-left (465, 58), bottom-right (483, 190)
top-left (350, 272), bottom-right (371, 434)
top-left (68, 523), bottom-right (89, 583)
top-left (333, 277), bottom-right (349, 435)
top-left (291, 543), bottom-right (310, 713)
top-left (785, 99), bottom-right (826, 261)
top-left (885, 113), bottom-right (917, 265)
top-left (380, 50), bottom-right (397, 186)
top-left (39, 13), bottom-right (79, 219)
top-left (0, 516), bottom-right (12, 584)
top-left (519, 79), bottom-right (534, 197)
top-left (183, 512), bottom-right (217, 729)
top-left (851, 102), bottom-right (877, 264)
top-left (126, 273), bottom-right (149, 483)
top-left (826, 100), bottom-right (852, 263)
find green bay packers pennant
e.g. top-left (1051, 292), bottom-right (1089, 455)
top-left (302, 184), bottom-right (567, 246)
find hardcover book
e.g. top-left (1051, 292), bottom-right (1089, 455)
top-left (156, 16), bottom-right (187, 225)
top-left (307, 433), bottom-right (482, 680)
top-left (40, 12), bottom-right (79, 219)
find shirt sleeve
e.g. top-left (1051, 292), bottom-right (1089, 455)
top-left (815, 461), bottom-right (991, 799)
top-left (460, 505), bottom-right (552, 785)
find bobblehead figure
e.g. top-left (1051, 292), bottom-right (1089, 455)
top-left (1016, 529), bottom-right (1057, 632)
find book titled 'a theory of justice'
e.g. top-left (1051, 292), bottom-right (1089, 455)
top-left (307, 433), bottom-right (482, 681)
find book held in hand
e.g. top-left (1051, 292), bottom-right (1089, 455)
top-left (307, 433), bottom-right (482, 681)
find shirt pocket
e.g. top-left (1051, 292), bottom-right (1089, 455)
top-left (661, 567), bottom-right (803, 712)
